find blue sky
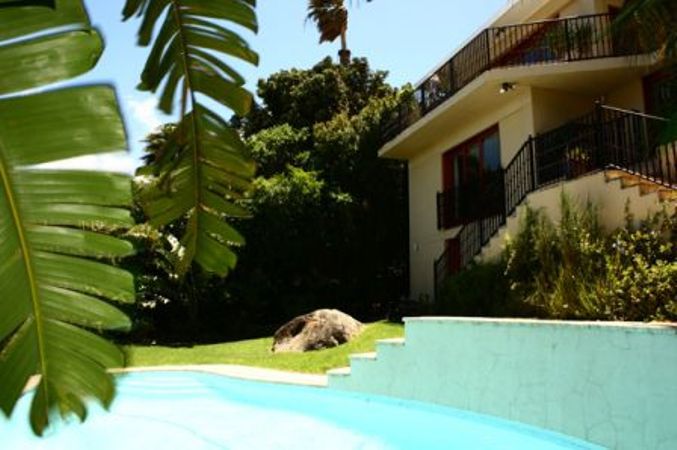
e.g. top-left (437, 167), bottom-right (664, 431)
top-left (55, 0), bottom-right (508, 172)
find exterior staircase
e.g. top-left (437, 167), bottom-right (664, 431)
top-left (434, 105), bottom-right (677, 297)
top-left (605, 168), bottom-right (677, 202)
top-left (473, 168), bottom-right (675, 262)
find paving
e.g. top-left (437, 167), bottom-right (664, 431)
top-left (24, 365), bottom-right (328, 393)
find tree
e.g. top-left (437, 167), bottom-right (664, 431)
top-left (613, 0), bottom-right (677, 138)
top-left (230, 58), bottom-right (409, 325)
top-left (306, 0), bottom-right (372, 65)
top-left (1, 0), bottom-right (258, 435)
top-left (123, 58), bottom-right (408, 343)
top-left (614, 0), bottom-right (676, 63)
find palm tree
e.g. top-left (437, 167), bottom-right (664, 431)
top-left (613, 0), bottom-right (677, 139)
top-left (307, 0), bottom-right (371, 65)
top-left (613, 0), bottom-right (677, 63)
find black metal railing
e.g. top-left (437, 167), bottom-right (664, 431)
top-left (433, 105), bottom-right (676, 297)
top-left (533, 105), bottom-right (677, 188)
top-left (436, 174), bottom-right (504, 230)
top-left (384, 13), bottom-right (648, 143)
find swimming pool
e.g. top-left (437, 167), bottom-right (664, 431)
top-left (2, 371), bottom-right (603, 449)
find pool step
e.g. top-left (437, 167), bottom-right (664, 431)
top-left (349, 352), bottom-right (378, 361)
top-left (376, 337), bottom-right (405, 346)
top-left (328, 338), bottom-right (409, 388)
top-left (326, 366), bottom-right (351, 377)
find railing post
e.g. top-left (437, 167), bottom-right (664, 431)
top-left (436, 192), bottom-right (442, 230)
top-left (593, 101), bottom-right (604, 168)
top-left (563, 19), bottom-right (572, 61)
top-left (484, 30), bottom-right (492, 68)
top-left (529, 135), bottom-right (537, 189)
top-left (448, 61), bottom-right (456, 94)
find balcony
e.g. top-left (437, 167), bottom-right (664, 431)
top-left (383, 13), bottom-right (647, 144)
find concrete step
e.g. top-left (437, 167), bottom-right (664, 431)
top-left (349, 352), bottom-right (378, 361)
top-left (326, 367), bottom-right (351, 377)
top-left (376, 337), bottom-right (405, 347)
top-left (604, 169), bottom-right (630, 182)
top-left (620, 176), bottom-right (642, 188)
top-left (605, 168), bottom-right (675, 203)
top-left (658, 189), bottom-right (677, 203)
top-left (638, 181), bottom-right (661, 196)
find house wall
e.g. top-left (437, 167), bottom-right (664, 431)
top-left (559, 0), bottom-right (623, 16)
top-left (606, 78), bottom-right (646, 111)
top-left (408, 90), bottom-right (535, 299)
top-left (478, 171), bottom-right (665, 261)
top-left (402, 0), bottom-right (657, 299)
top-left (531, 86), bottom-right (593, 134)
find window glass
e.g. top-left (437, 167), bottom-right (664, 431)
top-left (453, 154), bottom-right (461, 187)
top-left (467, 143), bottom-right (480, 181)
top-left (483, 133), bottom-right (501, 172)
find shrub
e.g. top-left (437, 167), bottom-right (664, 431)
top-left (583, 208), bottom-right (677, 321)
top-left (505, 195), bottom-right (605, 319)
top-left (435, 260), bottom-right (540, 317)
top-left (504, 195), bottom-right (676, 321)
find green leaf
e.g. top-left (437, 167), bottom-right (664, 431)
top-left (0, 86), bottom-right (127, 165)
top-left (0, 0), bottom-right (87, 42)
top-left (125, 0), bottom-right (258, 276)
top-left (0, 29), bottom-right (103, 96)
top-left (0, 0), bottom-right (135, 436)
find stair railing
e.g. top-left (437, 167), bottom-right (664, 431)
top-left (433, 104), bottom-right (675, 297)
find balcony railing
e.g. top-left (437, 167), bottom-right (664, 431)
top-left (436, 173), bottom-right (505, 230)
top-left (383, 13), bottom-right (647, 143)
top-left (434, 105), bottom-right (676, 298)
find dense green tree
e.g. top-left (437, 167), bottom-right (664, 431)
top-left (130, 58), bottom-right (409, 341)
top-left (230, 58), bottom-right (408, 325)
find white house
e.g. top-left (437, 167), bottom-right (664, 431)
top-left (378, 0), bottom-right (676, 299)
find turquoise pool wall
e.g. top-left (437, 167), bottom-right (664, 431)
top-left (328, 318), bottom-right (677, 449)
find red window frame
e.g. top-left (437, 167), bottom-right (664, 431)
top-left (442, 125), bottom-right (500, 191)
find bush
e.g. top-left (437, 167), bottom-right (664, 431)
top-left (583, 208), bottom-right (677, 321)
top-left (435, 260), bottom-right (538, 317)
top-left (437, 195), bottom-right (676, 323)
top-left (504, 195), bottom-right (676, 321)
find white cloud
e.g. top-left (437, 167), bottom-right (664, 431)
top-left (128, 96), bottom-right (162, 132)
top-left (36, 152), bottom-right (139, 174)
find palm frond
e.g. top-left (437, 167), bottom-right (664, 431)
top-left (0, 0), bottom-right (134, 435)
top-left (123, 0), bottom-right (258, 276)
top-left (613, 0), bottom-right (677, 62)
top-left (307, 0), bottom-right (348, 43)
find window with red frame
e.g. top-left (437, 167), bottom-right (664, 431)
top-left (440, 126), bottom-right (501, 228)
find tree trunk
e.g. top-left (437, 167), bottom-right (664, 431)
top-left (338, 30), bottom-right (350, 65)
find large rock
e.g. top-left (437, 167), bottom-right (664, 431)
top-left (272, 309), bottom-right (363, 353)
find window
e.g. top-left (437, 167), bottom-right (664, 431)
top-left (439, 126), bottom-right (502, 228)
top-left (442, 126), bottom-right (501, 191)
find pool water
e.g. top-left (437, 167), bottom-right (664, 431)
top-left (1, 371), bottom-right (603, 450)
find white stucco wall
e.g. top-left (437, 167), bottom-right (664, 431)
top-left (606, 78), bottom-right (646, 111)
top-left (408, 91), bottom-right (535, 299)
top-left (478, 171), bottom-right (666, 261)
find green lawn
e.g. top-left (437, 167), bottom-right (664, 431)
top-left (125, 321), bottom-right (404, 374)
